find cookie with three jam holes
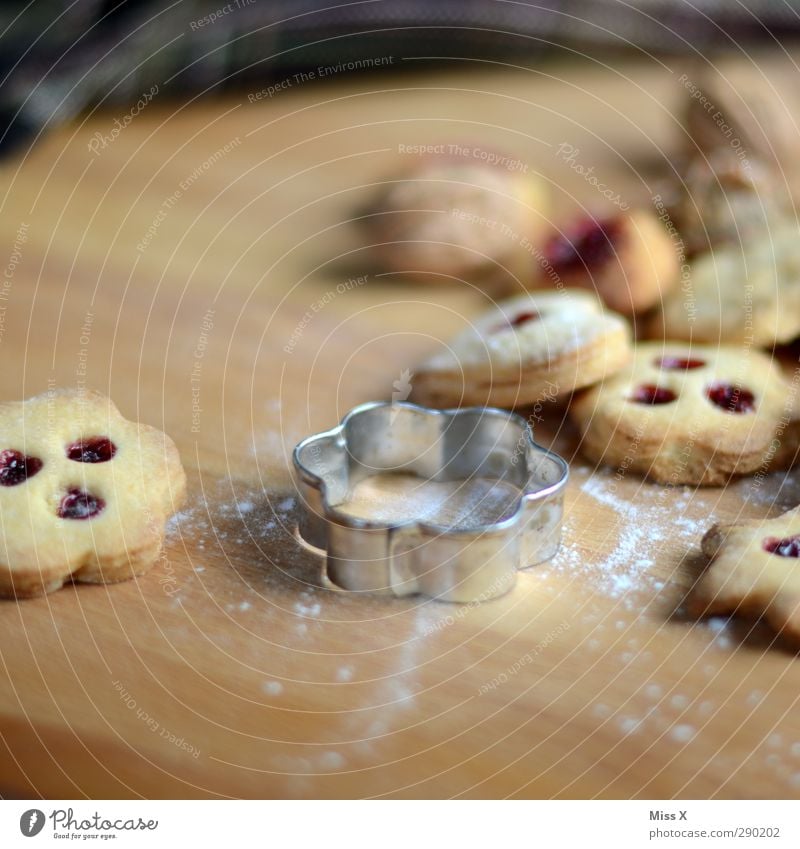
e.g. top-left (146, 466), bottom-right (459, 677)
top-left (571, 342), bottom-right (800, 485)
top-left (411, 289), bottom-right (631, 409)
top-left (693, 506), bottom-right (800, 645)
top-left (0, 389), bottom-right (186, 598)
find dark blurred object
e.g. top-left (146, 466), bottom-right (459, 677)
top-left (2, 0), bottom-right (800, 157)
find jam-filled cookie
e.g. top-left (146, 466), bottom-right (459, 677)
top-left (0, 389), bottom-right (186, 598)
top-left (571, 342), bottom-right (800, 485)
top-left (693, 506), bottom-right (800, 645)
top-left (411, 289), bottom-right (631, 409)
top-left (532, 210), bottom-right (679, 315)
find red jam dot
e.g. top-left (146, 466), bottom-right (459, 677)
top-left (763, 535), bottom-right (800, 557)
top-left (58, 489), bottom-right (105, 520)
top-left (706, 382), bottom-right (755, 414)
top-left (491, 310), bottom-right (540, 334)
top-left (0, 450), bottom-right (43, 486)
top-left (509, 310), bottom-right (539, 327)
top-left (655, 356), bottom-right (706, 371)
top-left (67, 437), bottom-right (116, 463)
top-left (543, 216), bottom-right (623, 272)
top-left (630, 384), bottom-right (677, 405)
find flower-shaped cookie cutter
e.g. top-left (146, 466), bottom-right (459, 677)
top-left (292, 401), bottom-right (569, 603)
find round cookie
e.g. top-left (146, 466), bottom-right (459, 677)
top-left (362, 153), bottom-right (549, 283)
top-left (411, 289), bottom-right (631, 409)
top-left (652, 223), bottom-right (800, 346)
top-left (571, 342), bottom-right (800, 485)
top-left (532, 210), bottom-right (679, 315)
top-left (0, 389), bottom-right (186, 598)
top-left (692, 506), bottom-right (800, 645)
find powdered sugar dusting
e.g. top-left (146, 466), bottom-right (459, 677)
top-left (542, 470), bottom-right (715, 604)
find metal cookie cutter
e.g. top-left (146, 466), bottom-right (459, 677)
top-left (292, 402), bottom-right (569, 603)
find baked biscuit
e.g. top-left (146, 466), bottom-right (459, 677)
top-left (693, 506), bottom-right (800, 645)
top-left (411, 289), bottom-right (631, 409)
top-left (652, 224), bottom-right (800, 347)
top-left (534, 210), bottom-right (678, 315)
top-left (0, 389), bottom-right (186, 598)
top-left (661, 151), bottom-right (786, 257)
top-left (571, 342), bottom-right (800, 485)
top-left (362, 153), bottom-right (548, 283)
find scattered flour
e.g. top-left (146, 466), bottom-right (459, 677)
top-left (263, 680), bottom-right (284, 696)
top-left (619, 716), bottom-right (641, 734)
top-left (644, 683), bottom-right (663, 701)
top-left (544, 470), bottom-right (715, 604)
top-left (671, 724), bottom-right (696, 743)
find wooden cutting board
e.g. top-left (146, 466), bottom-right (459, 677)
top-left (1, 49), bottom-right (800, 800)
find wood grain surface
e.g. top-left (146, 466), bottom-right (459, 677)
top-left (1, 49), bottom-right (800, 800)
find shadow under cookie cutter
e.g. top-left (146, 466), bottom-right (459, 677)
top-left (292, 401), bottom-right (569, 603)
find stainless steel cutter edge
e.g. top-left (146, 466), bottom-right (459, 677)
top-left (292, 401), bottom-right (569, 603)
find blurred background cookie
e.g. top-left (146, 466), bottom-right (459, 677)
top-left (360, 152), bottom-right (549, 287)
top-left (660, 150), bottom-right (788, 258)
top-left (649, 224), bottom-right (800, 346)
top-left (530, 210), bottom-right (679, 315)
top-left (411, 289), bottom-right (631, 409)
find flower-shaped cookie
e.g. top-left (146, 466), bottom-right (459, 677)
top-left (693, 506), bottom-right (800, 645)
top-left (411, 289), bottom-right (631, 409)
top-left (0, 389), bottom-right (186, 598)
top-left (571, 342), bottom-right (800, 485)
